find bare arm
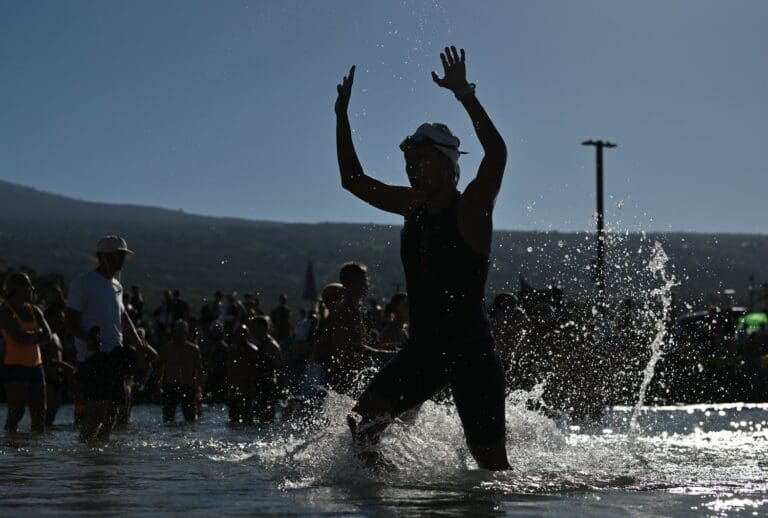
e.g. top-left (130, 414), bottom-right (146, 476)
top-left (156, 349), bottom-right (166, 387)
top-left (432, 46), bottom-right (508, 254)
top-left (336, 66), bottom-right (421, 215)
top-left (32, 306), bottom-right (52, 345)
top-left (122, 310), bottom-right (157, 358)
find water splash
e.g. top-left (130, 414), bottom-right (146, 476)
top-left (629, 242), bottom-right (678, 436)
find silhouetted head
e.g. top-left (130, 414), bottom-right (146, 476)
top-left (95, 236), bottom-right (134, 277)
top-left (319, 283), bottom-right (345, 318)
top-left (388, 292), bottom-right (409, 320)
top-left (400, 123), bottom-right (464, 196)
top-left (172, 319), bottom-right (189, 342)
top-left (249, 315), bottom-right (270, 340)
top-left (208, 320), bottom-right (224, 341)
top-left (339, 262), bottom-right (368, 301)
top-left (3, 272), bottom-right (34, 303)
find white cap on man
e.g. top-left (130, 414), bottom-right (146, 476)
top-left (96, 235), bottom-right (135, 256)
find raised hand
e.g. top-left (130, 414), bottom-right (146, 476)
top-left (431, 46), bottom-right (468, 93)
top-left (335, 65), bottom-right (356, 115)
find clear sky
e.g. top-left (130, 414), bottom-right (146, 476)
top-left (1, 0), bottom-right (766, 233)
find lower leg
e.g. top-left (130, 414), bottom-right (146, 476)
top-left (96, 403), bottom-right (117, 440)
top-left (5, 404), bottom-right (25, 433)
top-left (28, 386), bottom-right (47, 433)
top-left (162, 404), bottom-right (176, 423)
top-left (4, 385), bottom-right (27, 432)
top-left (181, 402), bottom-right (197, 422)
top-left (468, 439), bottom-right (510, 471)
top-left (79, 401), bottom-right (104, 441)
top-left (46, 387), bottom-right (62, 427)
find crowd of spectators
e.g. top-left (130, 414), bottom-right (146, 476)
top-left (2, 265), bottom-right (767, 434)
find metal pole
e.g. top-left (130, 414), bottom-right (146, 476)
top-left (582, 139), bottom-right (617, 314)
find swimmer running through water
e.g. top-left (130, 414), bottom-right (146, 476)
top-left (335, 46), bottom-right (510, 470)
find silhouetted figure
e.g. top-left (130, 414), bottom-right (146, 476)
top-left (158, 320), bottom-right (205, 423)
top-left (0, 273), bottom-right (51, 433)
top-left (270, 294), bottom-right (294, 344)
top-left (378, 293), bottom-right (409, 351)
top-left (200, 291), bottom-right (224, 331)
top-left (41, 305), bottom-right (75, 427)
top-left (322, 262), bottom-right (371, 396)
top-left (336, 46), bottom-right (509, 470)
top-left (246, 316), bottom-right (283, 424)
top-left (65, 236), bottom-right (155, 442)
top-left (200, 321), bottom-right (229, 403)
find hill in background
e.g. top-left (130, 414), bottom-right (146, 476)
top-left (1, 179), bottom-right (766, 311)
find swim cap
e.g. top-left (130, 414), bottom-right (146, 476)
top-left (400, 123), bottom-right (467, 178)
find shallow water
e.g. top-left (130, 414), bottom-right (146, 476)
top-left (1, 397), bottom-right (767, 516)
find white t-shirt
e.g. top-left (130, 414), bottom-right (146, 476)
top-left (66, 270), bottom-right (124, 362)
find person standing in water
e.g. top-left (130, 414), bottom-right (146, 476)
top-left (65, 236), bottom-right (156, 442)
top-left (41, 305), bottom-right (76, 427)
top-left (157, 319), bottom-right (205, 423)
top-left (335, 46), bottom-right (510, 470)
top-left (0, 273), bottom-right (51, 433)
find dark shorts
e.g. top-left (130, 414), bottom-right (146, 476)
top-left (76, 351), bottom-right (129, 404)
top-left (363, 336), bottom-right (506, 446)
top-left (163, 384), bottom-right (196, 421)
top-left (2, 364), bottom-right (46, 387)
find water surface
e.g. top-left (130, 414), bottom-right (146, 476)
top-left (1, 398), bottom-right (767, 516)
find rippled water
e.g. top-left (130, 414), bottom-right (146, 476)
top-left (1, 397), bottom-right (767, 516)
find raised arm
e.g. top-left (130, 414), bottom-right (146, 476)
top-left (335, 66), bottom-right (420, 216)
top-left (432, 46), bottom-right (508, 254)
top-left (433, 46), bottom-right (507, 204)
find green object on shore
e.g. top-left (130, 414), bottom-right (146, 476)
top-left (736, 312), bottom-right (768, 333)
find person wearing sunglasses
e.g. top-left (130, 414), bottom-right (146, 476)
top-left (335, 46), bottom-right (509, 470)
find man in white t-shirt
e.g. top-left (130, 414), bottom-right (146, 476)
top-left (65, 235), bottom-right (156, 442)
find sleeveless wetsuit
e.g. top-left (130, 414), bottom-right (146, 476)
top-left (364, 191), bottom-right (506, 446)
top-left (1, 303), bottom-right (45, 386)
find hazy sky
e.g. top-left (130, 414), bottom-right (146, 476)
top-left (1, 1), bottom-right (766, 233)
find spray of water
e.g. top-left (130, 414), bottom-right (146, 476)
top-left (628, 241), bottom-right (679, 436)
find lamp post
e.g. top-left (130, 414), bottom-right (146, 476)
top-left (582, 139), bottom-right (617, 314)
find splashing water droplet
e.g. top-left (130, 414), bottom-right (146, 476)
top-left (628, 241), bottom-right (679, 436)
